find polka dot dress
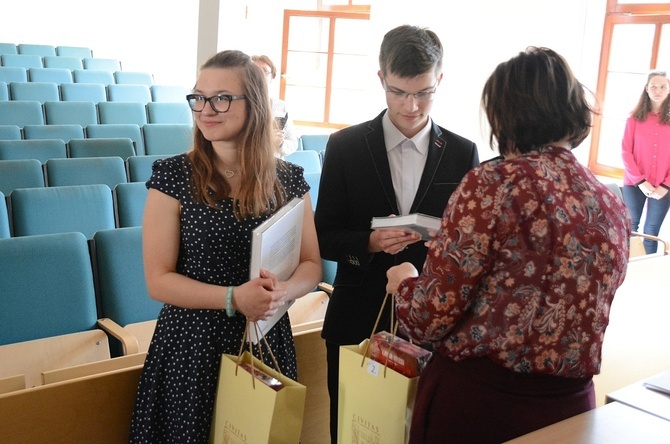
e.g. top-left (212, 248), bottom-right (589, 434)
top-left (129, 154), bottom-right (309, 443)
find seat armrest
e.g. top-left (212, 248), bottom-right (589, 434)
top-left (97, 318), bottom-right (140, 355)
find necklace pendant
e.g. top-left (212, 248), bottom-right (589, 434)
top-left (223, 169), bottom-right (235, 178)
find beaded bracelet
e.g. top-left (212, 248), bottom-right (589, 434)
top-left (226, 286), bottom-right (236, 317)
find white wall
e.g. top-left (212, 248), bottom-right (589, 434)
top-left (1, 0), bottom-right (607, 161)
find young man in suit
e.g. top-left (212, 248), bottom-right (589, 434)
top-left (314, 24), bottom-right (481, 442)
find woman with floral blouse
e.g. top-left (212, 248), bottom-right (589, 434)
top-left (386, 47), bottom-right (631, 444)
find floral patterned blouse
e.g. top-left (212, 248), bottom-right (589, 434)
top-left (396, 146), bottom-right (631, 378)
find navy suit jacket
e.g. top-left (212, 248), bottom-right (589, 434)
top-left (315, 110), bottom-right (480, 345)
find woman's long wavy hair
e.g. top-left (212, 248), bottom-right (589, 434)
top-left (481, 46), bottom-right (594, 156)
top-left (188, 50), bottom-right (284, 219)
top-left (632, 70), bottom-right (670, 124)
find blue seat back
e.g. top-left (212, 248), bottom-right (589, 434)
top-left (127, 154), bottom-right (166, 182)
top-left (43, 55), bottom-right (83, 71)
top-left (44, 101), bottom-right (97, 126)
top-left (147, 102), bottom-right (193, 125)
top-left (113, 71), bottom-right (154, 86)
top-left (9, 184), bottom-right (115, 239)
top-left (0, 158), bottom-right (45, 195)
top-left (0, 66), bottom-right (28, 83)
top-left (9, 82), bottom-right (60, 104)
top-left (17, 44), bottom-right (55, 57)
top-left (285, 150), bottom-right (322, 173)
top-left (83, 57), bottom-right (121, 72)
top-left (60, 83), bottom-right (107, 103)
top-left (0, 43), bottom-right (17, 55)
top-left (56, 46), bottom-right (92, 59)
top-left (303, 171), bottom-right (320, 211)
top-left (68, 137), bottom-right (136, 160)
top-left (0, 82), bottom-right (7, 101)
top-left (0, 139), bottom-right (66, 163)
top-left (23, 124), bottom-right (85, 143)
top-left (98, 102), bottom-right (147, 126)
top-left (93, 227), bottom-right (163, 325)
top-left (0, 232), bottom-right (98, 345)
top-left (150, 84), bottom-right (189, 102)
top-left (28, 67), bottom-right (73, 84)
top-left (85, 123), bottom-right (144, 155)
top-left (142, 123), bottom-right (192, 155)
top-left (45, 156), bottom-right (128, 189)
top-left (107, 84), bottom-right (152, 104)
top-left (0, 101), bottom-right (44, 126)
top-left (0, 125), bottom-right (21, 140)
top-left (114, 182), bottom-right (148, 227)
top-left (299, 134), bottom-right (330, 152)
top-left (1, 54), bottom-right (42, 69)
top-left (72, 69), bottom-right (114, 85)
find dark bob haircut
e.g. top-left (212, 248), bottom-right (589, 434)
top-left (481, 46), bottom-right (594, 156)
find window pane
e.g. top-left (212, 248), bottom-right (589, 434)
top-left (286, 85), bottom-right (325, 122)
top-left (288, 16), bottom-right (330, 53)
top-left (333, 19), bottom-right (371, 54)
top-left (657, 24), bottom-right (670, 69)
top-left (608, 24), bottom-right (655, 72)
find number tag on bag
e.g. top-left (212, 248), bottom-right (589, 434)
top-left (366, 359), bottom-right (380, 377)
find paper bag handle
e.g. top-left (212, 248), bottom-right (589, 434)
top-left (361, 292), bottom-right (401, 376)
top-left (234, 319), bottom-right (282, 388)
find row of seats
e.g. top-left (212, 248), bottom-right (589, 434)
top-left (0, 66), bottom-right (158, 86)
top-left (0, 100), bottom-right (192, 128)
top-left (0, 43), bottom-right (93, 58)
top-left (0, 182), bottom-right (147, 239)
top-left (0, 81), bottom-right (185, 104)
top-left (0, 123), bottom-right (191, 156)
top-left (1, 53), bottom-right (121, 71)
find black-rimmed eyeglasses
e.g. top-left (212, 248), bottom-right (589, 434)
top-left (186, 94), bottom-right (246, 113)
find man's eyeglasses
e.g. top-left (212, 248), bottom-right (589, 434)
top-left (383, 81), bottom-right (437, 103)
top-left (186, 94), bottom-right (246, 113)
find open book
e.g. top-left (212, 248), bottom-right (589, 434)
top-left (249, 197), bottom-right (305, 343)
top-left (370, 213), bottom-right (441, 241)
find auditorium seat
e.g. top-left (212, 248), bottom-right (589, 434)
top-left (150, 84), bottom-right (189, 102)
top-left (44, 101), bottom-right (97, 126)
top-left (304, 171), bottom-right (321, 211)
top-left (142, 123), bottom-right (192, 155)
top-left (0, 191), bottom-right (9, 239)
top-left (0, 125), bottom-right (21, 140)
top-left (98, 102), bottom-right (147, 126)
top-left (299, 134), bottom-right (330, 152)
top-left (55, 45), bottom-right (92, 59)
top-left (114, 71), bottom-right (154, 86)
top-left (0, 82), bottom-right (7, 101)
top-left (9, 82), bottom-right (60, 104)
top-left (0, 159), bottom-right (45, 195)
top-left (0, 43), bottom-right (17, 56)
top-left (45, 157), bottom-right (128, 189)
top-left (28, 67), bottom-right (73, 84)
top-left (85, 123), bottom-right (144, 156)
top-left (60, 82), bottom-right (107, 103)
top-left (73, 69), bottom-right (114, 85)
top-left (0, 231), bottom-right (110, 387)
top-left (127, 154), bottom-right (166, 182)
top-left (0, 139), bottom-right (67, 163)
top-left (107, 84), bottom-right (152, 104)
top-left (0, 66), bottom-right (28, 83)
top-left (43, 55), bottom-right (83, 71)
top-left (68, 138), bottom-right (135, 159)
top-left (17, 44), bottom-right (55, 57)
top-left (23, 124), bottom-right (85, 143)
top-left (0, 100), bottom-right (44, 126)
top-left (83, 57), bottom-right (121, 72)
top-left (113, 182), bottom-right (148, 228)
top-left (285, 150), bottom-right (322, 173)
top-left (1, 54), bottom-right (42, 69)
top-left (93, 227), bottom-right (162, 355)
top-left (8, 184), bottom-right (116, 238)
top-left (146, 101), bottom-right (193, 124)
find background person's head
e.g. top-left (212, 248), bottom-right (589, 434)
top-left (251, 54), bottom-right (277, 85)
top-left (481, 46), bottom-right (593, 156)
top-left (377, 25), bottom-right (444, 138)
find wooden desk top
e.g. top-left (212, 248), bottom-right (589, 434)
top-left (505, 401), bottom-right (670, 443)
top-left (607, 371), bottom-right (670, 421)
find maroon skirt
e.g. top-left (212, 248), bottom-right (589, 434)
top-left (409, 354), bottom-right (595, 444)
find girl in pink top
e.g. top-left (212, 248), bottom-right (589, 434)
top-left (622, 70), bottom-right (670, 254)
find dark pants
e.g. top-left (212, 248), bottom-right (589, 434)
top-left (409, 354), bottom-right (595, 444)
top-left (623, 185), bottom-right (670, 254)
top-left (325, 340), bottom-right (340, 444)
